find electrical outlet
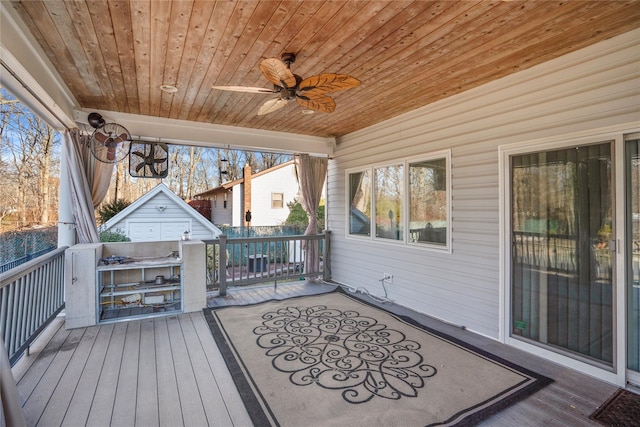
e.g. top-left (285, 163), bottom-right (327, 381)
top-left (383, 273), bottom-right (393, 283)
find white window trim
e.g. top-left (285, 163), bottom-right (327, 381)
top-left (345, 149), bottom-right (451, 253)
top-left (271, 192), bottom-right (284, 209)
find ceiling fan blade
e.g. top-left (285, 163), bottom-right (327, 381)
top-left (296, 95), bottom-right (336, 113)
top-left (211, 85), bottom-right (275, 93)
top-left (260, 58), bottom-right (296, 88)
top-left (258, 98), bottom-right (288, 115)
top-left (299, 73), bottom-right (361, 96)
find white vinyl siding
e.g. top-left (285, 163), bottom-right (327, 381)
top-left (327, 30), bottom-right (640, 340)
top-left (250, 163), bottom-right (299, 226)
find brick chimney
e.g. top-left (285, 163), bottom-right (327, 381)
top-left (243, 164), bottom-right (252, 225)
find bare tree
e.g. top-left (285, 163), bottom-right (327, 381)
top-left (0, 90), bottom-right (59, 228)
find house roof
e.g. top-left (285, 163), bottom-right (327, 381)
top-left (193, 160), bottom-right (295, 199)
top-left (4, 1), bottom-right (639, 145)
top-left (102, 183), bottom-right (221, 236)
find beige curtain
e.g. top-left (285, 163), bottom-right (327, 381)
top-left (63, 129), bottom-right (114, 243)
top-left (1, 337), bottom-right (26, 427)
top-left (294, 154), bottom-right (327, 275)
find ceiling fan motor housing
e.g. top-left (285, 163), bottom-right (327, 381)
top-left (281, 52), bottom-right (296, 65)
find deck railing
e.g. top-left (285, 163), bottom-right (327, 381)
top-left (0, 246), bottom-right (66, 365)
top-left (204, 231), bottom-right (330, 296)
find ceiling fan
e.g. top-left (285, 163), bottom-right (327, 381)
top-left (212, 53), bottom-right (360, 115)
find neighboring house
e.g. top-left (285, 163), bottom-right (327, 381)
top-left (101, 183), bottom-right (222, 242)
top-left (194, 160), bottom-right (300, 227)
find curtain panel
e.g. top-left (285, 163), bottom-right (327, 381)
top-left (63, 130), bottom-right (114, 243)
top-left (294, 154), bottom-right (327, 275)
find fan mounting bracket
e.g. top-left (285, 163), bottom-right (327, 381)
top-left (281, 52), bottom-right (296, 66)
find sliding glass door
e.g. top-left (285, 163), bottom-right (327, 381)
top-left (510, 142), bottom-right (614, 365)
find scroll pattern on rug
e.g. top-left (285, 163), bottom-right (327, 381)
top-left (253, 304), bottom-right (437, 403)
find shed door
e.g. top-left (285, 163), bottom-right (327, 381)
top-left (160, 222), bottom-right (190, 240)
top-left (128, 222), bottom-right (161, 242)
top-left (128, 222), bottom-right (190, 242)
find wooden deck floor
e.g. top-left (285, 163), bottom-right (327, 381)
top-left (12, 281), bottom-right (621, 426)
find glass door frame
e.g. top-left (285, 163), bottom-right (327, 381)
top-left (625, 132), bottom-right (640, 387)
top-left (499, 130), bottom-right (629, 387)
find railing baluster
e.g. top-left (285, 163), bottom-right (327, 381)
top-left (203, 232), bottom-right (328, 290)
top-left (0, 247), bottom-right (67, 365)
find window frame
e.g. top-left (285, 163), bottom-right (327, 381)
top-left (271, 192), bottom-right (284, 209)
top-left (345, 149), bottom-right (451, 253)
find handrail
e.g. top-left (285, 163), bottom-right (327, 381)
top-left (0, 246), bottom-right (67, 365)
top-left (204, 232), bottom-right (329, 296)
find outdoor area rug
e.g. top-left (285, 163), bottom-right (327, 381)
top-left (204, 289), bottom-right (552, 426)
top-left (590, 388), bottom-right (640, 426)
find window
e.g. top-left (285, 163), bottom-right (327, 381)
top-left (272, 192), bottom-right (284, 209)
top-left (348, 170), bottom-right (371, 236)
top-left (375, 164), bottom-right (403, 240)
top-left (347, 150), bottom-right (450, 251)
top-left (409, 158), bottom-right (447, 246)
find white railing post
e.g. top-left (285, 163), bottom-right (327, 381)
top-left (219, 235), bottom-right (227, 296)
top-left (323, 230), bottom-right (331, 282)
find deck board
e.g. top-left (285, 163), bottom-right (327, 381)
top-left (10, 282), bottom-right (623, 426)
top-left (135, 318), bottom-right (159, 426)
top-left (154, 317), bottom-right (183, 427)
top-left (20, 327), bottom-right (86, 426)
top-left (166, 315), bottom-right (209, 426)
top-left (177, 314), bottom-right (233, 426)
top-left (15, 320), bottom-right (69, 399)
top-left (111, 321), bottom-right (140, 427)
top-left (85, 321), bottom-right (126, 427)
top-left (61, 324), bottom-right (113, 426)
top-left (187, 311), bottom-right (253, 427)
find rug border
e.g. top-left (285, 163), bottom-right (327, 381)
top-left (203, 307), bottom-right (276, 426)
top-left (204, 287), bottom-right (553, 426)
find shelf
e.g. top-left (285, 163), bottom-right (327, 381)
top-left (100, 284), bottom-right (180, 297)
top-left (97, 257), bottom-right (182, 271)
top-left (97, 259), bottom-right (183, 323)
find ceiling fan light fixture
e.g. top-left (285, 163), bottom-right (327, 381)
top-left (160, 84), bottom-right (178, 93)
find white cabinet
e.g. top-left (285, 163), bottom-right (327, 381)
top-left (97, 257), bottom-right (182, 323)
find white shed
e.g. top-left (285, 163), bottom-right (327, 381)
top-left (101, 183), bottom-right (222, 242)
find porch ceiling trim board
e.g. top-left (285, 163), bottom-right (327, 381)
top-left (72, 109), bottom-right (335, 157)
top-left (0, 2), bottom-right (77, 129)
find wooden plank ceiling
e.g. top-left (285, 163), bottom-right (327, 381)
top-left (10, 0), bottom-right (640, 138)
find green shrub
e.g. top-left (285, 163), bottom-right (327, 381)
top-left (97, 199), bottom-right (131, 224)
top-left (284, 200), bottom-right (325, 232)
top-left (99, 229), bottom-right (130, 242)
